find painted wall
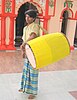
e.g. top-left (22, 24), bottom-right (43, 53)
top-left (66, 20), bottom-right (76, 46)
top-left (0, 0), bottom-right (77, 49)
top-left (48, 0), bottom-right (77, 47)
top-left (48, 0), bottom-right (63, 33)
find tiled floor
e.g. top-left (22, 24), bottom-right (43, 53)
top-left (0, 48), bottom-right (77, 100)
top-left (0, 71), bottom-right (77, 100)
top-left (0, 49), bottom-right (77, 73)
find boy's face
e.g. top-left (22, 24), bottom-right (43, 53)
top-left (25, 14), bottom-right (35, 24)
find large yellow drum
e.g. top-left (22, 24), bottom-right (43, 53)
top-left (26, 33), bottom-right (70, 69)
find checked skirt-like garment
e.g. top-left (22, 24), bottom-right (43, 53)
top-left (20, 58), bottom-right (39, 95)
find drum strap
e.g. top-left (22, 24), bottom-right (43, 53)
top-left (38, 24), bottom-right (48, 34)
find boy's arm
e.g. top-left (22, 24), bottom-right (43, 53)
top-left (20, 32), bottom-right (37, 58)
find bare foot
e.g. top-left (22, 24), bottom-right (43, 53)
top-left (28, 94), bottom-right (35, 99)
top-left (18, 89), bottom-right (23, 92)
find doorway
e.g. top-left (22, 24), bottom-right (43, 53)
top-left (61, 10), bottom-right (68, 35)
top-left (74, 21), bottom-right (77, 47)
top-left (15, 2), bottom-right (38, 47)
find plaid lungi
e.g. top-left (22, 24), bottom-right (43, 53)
top-left (20, 58), bottom-right (39, 95)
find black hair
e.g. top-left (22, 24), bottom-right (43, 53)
top-left (25, 9), bottom-right (37, 18)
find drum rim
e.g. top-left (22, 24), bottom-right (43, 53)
top-left (26, 43), bottom-right (37, 68)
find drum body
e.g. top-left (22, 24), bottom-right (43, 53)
top-left (26, 33), bottom-right (70, 69)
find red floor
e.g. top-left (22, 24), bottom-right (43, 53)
top-left (0, 49), bottom-right (77, 73)
top-left (69, 91), bottom-right (77, 99)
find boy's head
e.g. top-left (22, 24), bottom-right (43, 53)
top-left (25, 9), bottom-right (37, 18)
top-left (25, 9), bottom-right (37, 24)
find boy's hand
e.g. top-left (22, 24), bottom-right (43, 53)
top-left (20, 43), bottom-right (26, 50)
top-left (20, 43), bottom-right (26, 58)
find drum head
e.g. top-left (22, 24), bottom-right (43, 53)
top-left (26, 44), bottom-right (36, 68)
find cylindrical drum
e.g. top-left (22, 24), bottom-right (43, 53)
top-left (26, 33), bottom-right (70, 69)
